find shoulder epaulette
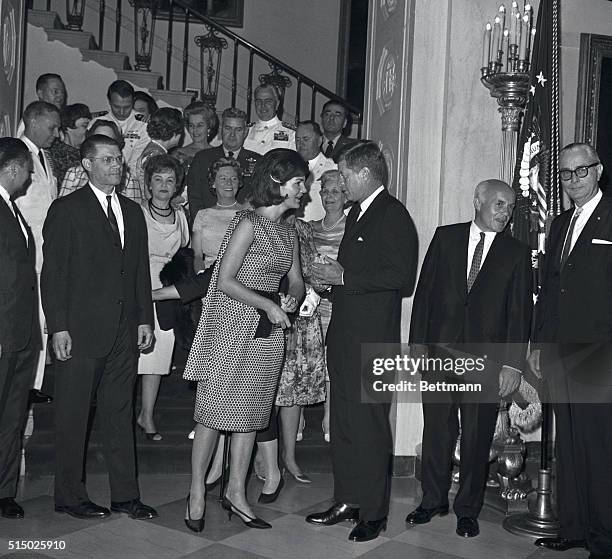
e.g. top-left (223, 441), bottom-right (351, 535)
top-left (91, 110), bottom-right (108, 118)
top-left (282, 121), bottom-right (296, 131)
top-left (135, 113), bottom-right (148, 122)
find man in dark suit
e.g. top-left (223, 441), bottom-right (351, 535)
top-left (41, 135), bottom-right (157, 520)
top-left (307, 141), bottom-right (418, 542)
top-left (406, 180), bottom-right (532, 538)
top-left (185, 107), bottom-right (259, 219)
top-left (0, 138), bottom-right (39, 519)
top-left (319, 100), bottom-right (356, 161)
top-left (529, 143), bottom-right (612, 558)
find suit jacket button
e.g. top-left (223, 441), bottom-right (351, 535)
top-left (560, 288), bottom-right (566, 294)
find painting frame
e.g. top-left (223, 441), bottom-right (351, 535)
top-left (156, 0), bottom-right (244, 27)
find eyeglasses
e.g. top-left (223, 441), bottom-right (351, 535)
top-left (89, 155), bottom-right (123, 166)
top-left (558, 162), bottom-right (599, 181)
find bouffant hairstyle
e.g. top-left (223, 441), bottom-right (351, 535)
top-left (60, 103), bottom-right (92, 130)
top-left (143, 154), bottom-right (184, 195)
top-left (87, 119), bottom-right (125, 149)
top-left (147, 107), bottom-right (184, 141)
top-left (207, 158), bottom-right (243, 193)
top-left (249, 148), bottom-right (309, 208)
top-left (183, 102), bottom-right (219, 142)
top-left (133, 91), bottom-right (159, 117)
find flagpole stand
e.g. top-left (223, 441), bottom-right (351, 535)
top-left (481, 71), bottom-right (530, 183)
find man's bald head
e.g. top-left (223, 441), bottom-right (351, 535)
top-left (474, 179), bottom-right (515, 233)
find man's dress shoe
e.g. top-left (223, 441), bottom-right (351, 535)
top-left (405, 505), bottom-right (449, 525)
top-left (54, 501), bottom-right (110, 519)
top-left (348, 519), bottom-right (387, 542)
top-left (456, 517), bottom-right (479, 537)
top-left (305, 503), bottom-right (360, 525)
top-left (0, 497), bottom-right (24, 519)
top-left (534, 537), bottom-right (587, 551)
top-left (29, 389), bottom-right (53, 404)
top-left (110, 499), bottom-right (158, 520)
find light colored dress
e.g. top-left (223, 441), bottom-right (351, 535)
top-left (276, 219), bottom-right (326, 406)
top-left (138, 206), bottom-right (190, 375)
top-left (185, 210), bottom-right (295, 431)
top-left (192, 204), bottom-right (249, 270)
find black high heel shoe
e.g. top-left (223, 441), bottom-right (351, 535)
top-left (258, 476), bottom-right (284, 503)
top-left (184, 494), bottom-right (205, 533)
top-left (221, 497), bottom-right (271, 529)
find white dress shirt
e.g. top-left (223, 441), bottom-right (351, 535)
top-left (564, 189), bottom-right (602, 255)
top-left (466, 222), bottom-right (497, 280)
top-left (89, 183), bottom-right (125, 247)
top-left (0, 184), bottom-right (28, 243)
top-left (357, 185), bottom-right (385, 221)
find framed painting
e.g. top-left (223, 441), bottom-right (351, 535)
top-left (156, 0), bottom-right (243, 27)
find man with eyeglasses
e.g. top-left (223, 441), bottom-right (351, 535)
top-left (41, 134), bottom-right (157, 521)
top-left (185, 107), bottom-right (260, 220)
top-left (243, 84), bottom-right (296, 155)
top-left (528, 143), bottom-right (612, 557)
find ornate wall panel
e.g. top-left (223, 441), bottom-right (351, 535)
top-left (0, 0), bottom-right (25, 136)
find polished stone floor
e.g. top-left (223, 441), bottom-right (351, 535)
top-left (0, 472), bottom-right (588, 559)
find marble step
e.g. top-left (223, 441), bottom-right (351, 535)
top-left (116, 69), bottom-right (163, 90)
top-left (46, 28), bottom-right (97, 50)
top-left (151, 89), bottom-right (197, 109)
top-left (81, 49), bottom-right (131, 71)
top-left (27, 9), bottom-right (64, 29)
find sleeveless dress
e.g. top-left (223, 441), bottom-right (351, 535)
top-left (184, 210), bottom-right (295, 432)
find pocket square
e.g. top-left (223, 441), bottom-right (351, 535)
top-left (592, 238), bottom-right (612, 245)
top-left (357, 236), bottom-right (364, 242)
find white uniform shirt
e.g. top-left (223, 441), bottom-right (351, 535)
top-left (243, 115), bottom-right (296, 155)
top-left (304, 152), bottom-right (336, 222)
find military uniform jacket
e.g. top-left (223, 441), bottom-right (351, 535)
top-left (243, 115), bottom-right (296, 155)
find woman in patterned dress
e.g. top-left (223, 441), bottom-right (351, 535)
top-left (183, 149), bottom-right (306, 532)
top-left (310, 170), bottom-right (347, 442)
top-left (136, 155), bottom-right (189, 440)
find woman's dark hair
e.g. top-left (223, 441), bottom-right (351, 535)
top-left (183, 102), bottom-right (219, 143)
top-left (133, 91), bottom-right (159, 117)
top-left (147, 107), bottom-right (184, 141)
top-left (87, 119), bottom-right (124, 149)
top-left (143, 154), bottom-right (184, 195)
top-left (249, 148), bottom-right (309, 208)
top-left (207, 157), bottom-right (243, 193)
top-left (60, 103), bottom-right (92, 130)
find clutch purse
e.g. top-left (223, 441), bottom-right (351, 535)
top-left (253, 291), bottom-right (281, 339)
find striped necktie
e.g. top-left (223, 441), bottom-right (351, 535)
top-left (467, 232), bottom-right (485, 292)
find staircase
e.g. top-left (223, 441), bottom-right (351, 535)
top-left (26, 348), bottom-right (331, 475)
top-left (27, 8), bottom-right (195, 109)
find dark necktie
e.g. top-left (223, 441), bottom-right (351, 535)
top-left (38, 150), bottom-right (47, 177)
top-left (324, 140), bottom-right (334, 159)
top-left (10, 200), bottom-right (27, 244)
top-left (106, 195), bottom-right (122, 247)
top-left (560, 207), bottom-right (583, 268)
top-left (345, 203), bottom-right (361, 233)
top-left (227, 151), bottom-right (234, 159)
top-left (467, 232), bottom-right (485, 292)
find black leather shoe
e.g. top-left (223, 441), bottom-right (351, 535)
top-left (29, 389), bottom-right (53, 404)
top-left (405, 505), bottom-right (449, 525)
top-left (456, 517), bottom-right (479, 538)
top-left (55, 501), bottom-right (111, 519)
top-left (348, 518), bottom-right (387, 542)
top-left (305, 503), bottom-right (360, 526)
top-left (534, 537), bottom-right (587, 551)
top-left (0, 497), bottom-right (24, 519)
top-left (110, 499), bottom-right (158, 520)
top-left (258, 477), bottom-right (285, 504)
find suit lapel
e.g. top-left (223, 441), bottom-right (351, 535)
top-left (469, 232), bottom-right (506, 293)
top-left (342, 189), bottom-right (389, 244)
top-left (83, 185), bottom-right (123, 249)
top-left (569, 197), bottom-right (610, 259)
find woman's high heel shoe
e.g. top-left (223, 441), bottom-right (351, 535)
top-left (221, 497), bottom-right (271, 529)
top-left (322, 420), bottom-right (330, 443)
top-left (184, 494), bottom-right (205, 533)
top-left (258, 476), bottom-right (284, 504)
top-left (296, 414), bottom-right (305, 442)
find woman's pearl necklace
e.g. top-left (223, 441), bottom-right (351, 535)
top-left (216, 201), bottom-right (238, 208)
top-left (321, 214), bottom-right (344, 231)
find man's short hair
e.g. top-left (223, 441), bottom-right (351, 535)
top-left (221, 107), bottom-right (247, 125)
top-left (254, 83), bottom-right (280, 102)
top-left (560, 142), bottom-right (600, 163)
top-left (61, 103), bottom-right (92, 130)
top-left (0, 138), bottom-right (31, 172)
top-left (143, 154), bottom-right (184, 194)
top-left (249, 148), bottom-right (309, 208)
top-left (23, 101), bottom-right (60, 124)
top-left (36, 73), bottom-right (63, 92)
top-left (321, 99), bottom-right (347, 117)
top-left (87, 119), bottom-right (125, 149)
top-left (147, 107), bottom-right (184, 141)
top-left (80, 134), bottom-right (121, 160)
top-left (183, 101), bottom-right (219, 141)
top-left (297, 120), bottom-right (322, 137)
top-left (107, 80), bottom-right (135, 100)
top-left (338, 141), bottom-right (387, 184)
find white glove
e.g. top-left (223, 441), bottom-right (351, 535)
top-left (299, 286), bottom-right (321, 317)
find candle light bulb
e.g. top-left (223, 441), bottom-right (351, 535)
top-left (483, 22), bottom-right (492, 68)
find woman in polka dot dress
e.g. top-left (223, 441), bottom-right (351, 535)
top-left (183, 149), bottom-right (307, 531)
